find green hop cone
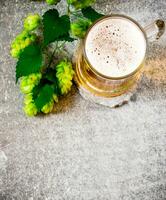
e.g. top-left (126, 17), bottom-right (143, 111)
top-left (24, 93), bottom-right (34, 105)
top-left (10, 30), bottom-right (37, 58)
top-left (23, 93), bottom-right (38, 117)
top-left (20, 77), bottom-right (34, 94)
top-left (46, 0), bottom-right (61, 5)
top-left (20, 73), bottom-right (42, 94)
top-left (24, 102), bottom-right (38, 117)
top-left (41, 99), bottom-right (54, 114)
top-left (67, 0), bottom-right (95, 9)
top-left (53, 94), bottom-right (58, 103)
top-left (24, 14), bottom-right (41, 31)
top-left (56, 60), bottom-right (75, 95)
top-left (10, 48), bottom-right (20, 59)
top-left (71, 18), bottom-right (92, 38)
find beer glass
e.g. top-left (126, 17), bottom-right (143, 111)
top-left (74, 15), bottom-right (165, 98)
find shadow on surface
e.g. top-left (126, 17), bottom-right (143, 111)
top-left (35, 85), bottom-right (78, 118)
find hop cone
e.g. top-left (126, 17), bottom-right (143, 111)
top-left (23, 93), bottom-right (38, 117)
top-left (67, 0), bottom-right (95, 9)
top-left (53, 94), bottom-right (58, 103)
top-left (46, 0), bottom-right (61, 5)
top-left (71, 18), bottom-right (92, 38)
top-left (11, 30), bottom-right (37, 58)
top-left (41, 99), bottom-right (54, 114)
top-left (24, 14), bottom-right (41, 31)
top-left (56, 60), bottom-right (75, 95)
top-left (20, 73), bottom-right (42, 94)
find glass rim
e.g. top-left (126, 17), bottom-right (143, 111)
top-left (83, 14), bottom-right (148, 80)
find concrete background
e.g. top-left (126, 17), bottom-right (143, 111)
top-left (0, 0), bottom-right (166, 199)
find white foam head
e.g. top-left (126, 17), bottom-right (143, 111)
top-left (85, 16), bottom-right (146, 78)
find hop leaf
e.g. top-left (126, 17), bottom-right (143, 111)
top-left (56, 60), bottom-right (75, 95)
top-left (43, 9), bottom-right (73, 46)
top-left (82, 6), bottom-right (104, 22)
top-left (71, 18), bottom-right (92, 38)
top-left (41, 99), bottom-right (54, 114)
top-left (16, 44), bottom-right (42, 82)
top-left (23, 93), bottom-right (38, 117)
top-left (24, 14), bottom-right (41, 31)
top-left (20, 73), bottom-right (42, 94)
top-left (46, 0), bottom-right (61, 5)
top-left (67, 0), bottom-right (95, 9)
top-left (33, 84), bottom-right (54, 111)
top-left (11, 30), bottom-right (37, 58)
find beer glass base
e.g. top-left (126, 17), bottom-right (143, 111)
top-left (74, 69), bottom-right (138, 108)
top-left (77, 84), bottom-right (135, 108)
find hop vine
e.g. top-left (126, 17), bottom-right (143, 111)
top-left (11, 0), bottom-right (103, 116)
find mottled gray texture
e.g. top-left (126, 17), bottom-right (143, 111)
top-left (0, 0), bottom-right (166, 199)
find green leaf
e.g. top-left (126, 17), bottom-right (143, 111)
top-left (57, 34), bottom-right (75, 42)
top-left (33, 84), bottom-right (54, 111)
top-left (54, 81), bottom-right (61, 96)
top-left (32, 82), bottom-right (43, 100)
top-left (43, 9), bottom-right (72, 46)
top-left (16, 44), bottom-right (42, 82)
top-left (43, 69), bottom-right (61, 95)
top-left (82, 6), bottom-right (104, 22)
top-left (44, 68), bottom-right (57, 83)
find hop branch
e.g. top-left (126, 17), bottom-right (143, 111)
top-left (10, 0), bottom-right (103, 117)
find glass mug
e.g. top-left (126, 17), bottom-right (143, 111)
top-left (74, 14), bottom-right (165, 98)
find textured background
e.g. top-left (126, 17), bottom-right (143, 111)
top-left (0, 0), bottom-right (166, 199)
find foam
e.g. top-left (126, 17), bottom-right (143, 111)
top-left (85, 16), bottom-right (146, 78)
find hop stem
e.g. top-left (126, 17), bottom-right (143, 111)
top-left (67, 4), bottom-right (71, 16)
top-left (47, 42), bottom-right (58, 68)
top-left (47, 41), bottom-right (66, 68)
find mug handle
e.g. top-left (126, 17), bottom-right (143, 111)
top-left (144, 19), bottom-right (165, 40)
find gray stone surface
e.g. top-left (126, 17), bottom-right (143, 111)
top-left (0, 0), bottom-right (166, 199)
